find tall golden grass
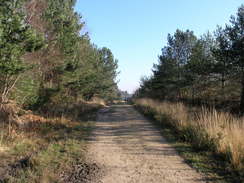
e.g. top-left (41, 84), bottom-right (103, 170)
top-left (135, 98), bottom-right (244, 174)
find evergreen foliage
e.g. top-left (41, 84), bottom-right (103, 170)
top-left (135, 5), bottom-right (244, 113)
top-left (0, 0), bottom-right (119, 108)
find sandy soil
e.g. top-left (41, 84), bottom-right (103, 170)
top-left (86, 105), bottom-right (207, 183)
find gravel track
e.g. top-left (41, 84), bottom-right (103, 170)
top-left (86, 105), bottom-right (207, 183)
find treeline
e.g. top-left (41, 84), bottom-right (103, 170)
top-left (0, 0), bottom-right (119, 110)
top-left (135, 5), bottom-right (244, 113)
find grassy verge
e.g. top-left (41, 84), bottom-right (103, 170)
top-left (134, 98), bottom-right (244, 183)
top-left (0, 103), bottom-right (101, 183)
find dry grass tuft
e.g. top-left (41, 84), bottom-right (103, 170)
top-left (135, 98), bottom-right (244, 175)
top-left (0, 146), bottom-right (8, 153)
top-left (89, 97), bottom-right (107, 106)
top-left (0, 100), bottom-right (102, 182)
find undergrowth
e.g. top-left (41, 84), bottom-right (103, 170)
top-left (0, 102), bottom-right (101, 183)
top-left (134, 98), bottom-right (244, 183)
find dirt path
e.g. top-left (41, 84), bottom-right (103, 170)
top-left (86, 105), bottom-right (207, 183)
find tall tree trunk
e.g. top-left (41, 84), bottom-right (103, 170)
top-left (191, 85), bottom-right (195, 104)
top-left (221, 74), bottom-right (225, 101)
top-left (240, 69), bottom-right (244, 114)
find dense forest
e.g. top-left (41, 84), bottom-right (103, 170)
top-left (135, 5), bottom-right (244, 113)
top-left (0, 0), bottom-right (119, 111)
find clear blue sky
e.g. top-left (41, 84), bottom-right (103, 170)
top-left (75, 0), bottom-right (243, 94)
